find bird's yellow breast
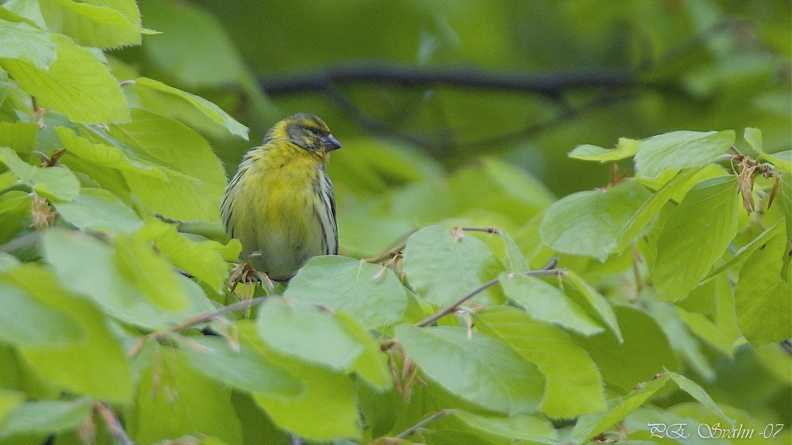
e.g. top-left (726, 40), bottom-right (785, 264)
top-left (224, 144), bottom-right (329, 275)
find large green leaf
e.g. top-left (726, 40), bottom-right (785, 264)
top-left (735, 233), bottom-right (791, 347)
top-left (572, 305), bottom-right (677, 392)
top-left (0, 146), bottom-right (79, 201)
top-left (540, 180), bottom-right (651, 261)
top-left (424, 410), bottom-right (558, 445)
top-left (336, 311), bottom-right (393, 391)
top-left (107, 109), bottom-right (226, 222)
top-left (634, 130), bottom-right (735, 179)
top-left (132, 77), bottom-right (248, 140)
top-left (241, 321), bottom-right (361, 441)
top-left (0, 398), bottom-right (93, 439)
top-left (129, 344), bottom-right (243, 445)
top-left (0, 283), bottom-right (84, 347)
top-left (572, 371), bottom-right (732, 443)
top-left (607, 169), bottom-right (699, 253)
top-left (135, 218), bottom-right (235, 292)
top-left (0, 122), bottom-right (39, 153)
top-left (256, 298), bottom-right (363, 371)
top-left (563, 270), bottom-right (622, 342)
top-left (654, 176), bottom-right (740, 301)
top-left (403, 225), bottom-right (503, 306)
top-left (54, 187), bottom-right (144, 234)
top-left (39, 0), bottom-right (151, 48)
top-left (41, 229), bottom-right (206, 329)
top-left (286, 255), bottom-right (407, 328)
top-left (475, 307), bottom-right (606, 418)
top-left (0, 19), bottom-right (55, 68)
top-left (56, 126), bottom-right (169, 181)
top-left (180, 336), bottom-right (303, 397)
top-left (396, 324), bottom-right (545, 415)
top-left (498, 272), bottom-right (604, 337)
top-left (0, 264), bottom-right (134, 403)
top-left (0, 34), bottom-right (130, 123)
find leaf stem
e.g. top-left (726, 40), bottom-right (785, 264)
top-left (394, 409), bottom-right (449, 439)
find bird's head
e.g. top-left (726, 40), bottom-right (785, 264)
top-left (272, 113), bottom-right (341, 155)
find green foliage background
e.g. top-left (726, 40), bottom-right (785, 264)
top-left (0, 1), bottom-right (790, 444)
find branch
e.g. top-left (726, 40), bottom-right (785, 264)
top-left (93, 402), bottom-right (133, 445)
top-left (259, 63), bottom-right (634, 98)
top-left (415, 259), bottom-right (562, 328)
top-left (155, 296), bottom-right (269, 336)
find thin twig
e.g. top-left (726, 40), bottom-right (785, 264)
top-left (459, 226), bottom-right (503, 235)
top-left (0, 232), bottom-right (40, 253)
top-left (394, 410), bottom-right (449, 439)
top-left (365, 243), bottom-right (406, 263)
top-left (93, 402), bottom-right (133, 445)
top-left (415, 258), bottom-right (561, 328)
top-left (155, 296), bottom-right (269, 336)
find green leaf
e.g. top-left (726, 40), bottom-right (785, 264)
top-left (336, 312), bottom-right (393, 391)
top-left (563, 270), bottom-right (622, 342)
top-left (0, 19), bottom-right (55, 68)
top-left (242, 321), bottom-right (361, 441)
top-left (499, 272), bottom-right (604, 337)
top-left (734, 233), bottom-right (792, 347)
top-left (654, 176), bottom-right (740, 301)
top-left (286, 256), bottom-right (407, 329)
top-left (0, 390), bottom-right (24, 426)
top-left (0, 147), bottom-right (80, 201)
top-left (253, 365), bottom-right (360, 441)
top-left (114, 233), bottom-right (190, 311)
top-left (395, 324), bottom-right (545, 415)
top-left (39, 0), bottom-right (152, 48)
top-left (132, 77), bottom-right (248, 140)
top-left (475, 306), bottom-right (606, 418)
top-left (108, 109), bottom-right (226, 222)
top-left (56, 126), bottom-right (168, 181)
top-left (540, 180), bottom-right (652, 261)
top-left (180, 336), bottom-right (303, 397)
top-left (0, 283), bottom-right (84, 347)
top-left (256, 298), bottom-right (363, 371)
top-left (745, 127), bottom-right (792, 173)
top-left (568, 137), bottom-right (640, 161)
top-left (634, 130), bottom-right (735, 179)
top-left (54, 187), bottom-right (143, 233)
top-left (426, 410), bottom-right (557, 445)
top-left (129, 345), bottom-right (243, 445)
top-left (573, 305), bottom-right (677, 392)
top-left (135, 218), bottom-right (233, 292)
top-left (0, 122), bottom-right (39, 153)
top-left (666, 372), bottom-right (733, 424)
top-left (0, 398), bottom-right (92, 438)
top-left (608, 169), bottom-right (699, 253)
top-left (42, 229), bottom-right (208, 329)
top-left (0, 34), bottom-right (130, 123)
top-left (701, 219), bottom-right (783, 282)
top-left (0, 264), bottom-right (134, 403)
top-left (572, 375), bottom-right (671, 442)
top-left (403, 225), bottom-right (503, 306)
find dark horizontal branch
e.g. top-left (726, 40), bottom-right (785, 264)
top-left (259, 62), bottom-right (635, 97)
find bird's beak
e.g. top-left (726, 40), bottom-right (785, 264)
top-left (322, 134), bottom-right (342, 151)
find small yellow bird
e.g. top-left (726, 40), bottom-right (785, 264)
top-left (221, 113), bottom-right (341, 277)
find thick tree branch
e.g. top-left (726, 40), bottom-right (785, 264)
top-left (259, 63), bottom-right (634, 98)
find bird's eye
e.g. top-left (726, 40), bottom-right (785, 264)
top-left (309, 128), bottom-right (320, 136)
